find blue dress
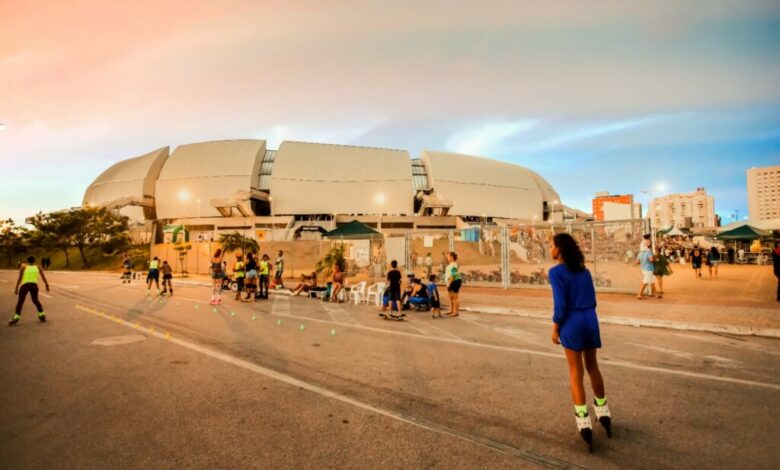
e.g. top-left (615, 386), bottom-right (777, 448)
top-left (549, 264), bottom-right (601, 351)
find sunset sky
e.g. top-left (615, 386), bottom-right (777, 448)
top-left (1, 0), bottom-right (779, 223)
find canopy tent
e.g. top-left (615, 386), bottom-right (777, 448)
top-left (162, 224), bottom-right (188, 242)
top-left (323, 220), bottom-right (383, 240)
top-left (715, 224), bottom-right (773, 241)
top-left (663, 226), bottom-right (686, 237)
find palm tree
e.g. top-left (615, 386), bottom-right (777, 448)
top-left (218, 231), bottom-right (259, 256)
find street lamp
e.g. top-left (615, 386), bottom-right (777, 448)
top-left (641, 185), bottom-right (665, 251)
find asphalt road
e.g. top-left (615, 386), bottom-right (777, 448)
top-left (1, 271), bottom-right (778, 469)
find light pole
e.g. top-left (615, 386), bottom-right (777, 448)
top-left (641, 185), bottom-right (665, 251)
top-left (178, 190), bottom-right (190, 275)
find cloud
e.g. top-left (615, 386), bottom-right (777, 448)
top-left (445, 120), bottom-right (538, 156)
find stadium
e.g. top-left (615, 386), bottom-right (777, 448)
top-left (83, 139), bottom-right (561, 243)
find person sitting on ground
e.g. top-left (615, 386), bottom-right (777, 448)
top-left (330, 264), bottom-right (345, 302)
top-left (292, 272), bottom-right (318, 296)
top-left (408, 278), bottom-right (429, 310)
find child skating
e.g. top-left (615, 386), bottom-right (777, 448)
top-left (10, 256), bottom-right (50, 326)
top-left (161, 260), bottom-right (173, 296)
top-left (209, 249), bottom-right (225, 304)
top-left (549, 233), bottom-right (612, 452)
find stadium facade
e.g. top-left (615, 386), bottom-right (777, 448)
top-left (83, 139), bottom-right (561, 242)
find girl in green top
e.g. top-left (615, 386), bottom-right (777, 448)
top-left (653, 250), bottom-right (673, 299)
top-left (445, 252), bottom-right (462, 317)
top-left (10, 256), bottom-right (50, 326)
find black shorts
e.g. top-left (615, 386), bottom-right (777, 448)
top-left (236, 277), bottom-right (245, 291)
top-left (388, 287), bottom-right (401, 301)
top-left (431, 299), bottom-right (441, 309)
top-left (448, 279), bottom-right (462, 293)
top-left (163, 274), bottom-right (173, 280)
top-left (147, 269), bottom-right (159, 281)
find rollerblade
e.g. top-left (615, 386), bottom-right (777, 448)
top-left (38, 312), bottom-right (47, 323)
top-left (593, 399), bottom-right (612, 438)
top-left (8, 314), bottom-right (20, 327)
top-left (575, 411), bottom-right (594, 452)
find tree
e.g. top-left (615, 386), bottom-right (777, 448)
top-left (173, 241), bottom-right (192, 275)
top-left (316, 244), bottom-right (346, 275)
top-left (218, 232), bottom-right (259, 256)
top-left (0, 219), bottom-right (28, 268)
top-left (28, 207), bottom-right (129, 269)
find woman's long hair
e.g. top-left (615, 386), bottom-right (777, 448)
top-left (553, 233), bottom-right (586, 272)
top-left (213, 248), bottom-right (222, 259)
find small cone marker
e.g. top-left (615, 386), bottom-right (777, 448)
top-left (299, 324), bottom-right (305, 331)
top-left (230, 311), bottom-right (235, 317)
top-left (213, 308), bottom-right (217, 313)
top-left (176, 302), bottom-right (181, 306)
top-left (194, 304), bottom-right (199, 310)
top-left (276, 319), bottom-right (282, 326)
top-left (331, 329), bottom-right (336, 336)
top-left (252, 315), bottom-right (256, 321)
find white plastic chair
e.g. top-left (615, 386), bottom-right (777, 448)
top-left (348, 281), bottom-right (367, 305)
top-left (366, 282), bottom-right (386, 306)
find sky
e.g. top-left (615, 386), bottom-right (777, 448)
top-left (1, 0), bottom-right (779, 223)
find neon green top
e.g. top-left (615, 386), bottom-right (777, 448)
top-left (21, 265), bottom-right (39, 285)
top-left (259, 260), bottom-right (270, 276)
top-left (235, 261), bottom-right (245, 278)
top-left (149, 259), bottom-right (160, 270)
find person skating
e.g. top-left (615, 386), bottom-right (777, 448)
top-left (259, 254), bottom-right (271, 299)
top-left (147, 256), bottom-right (161, 293)
top-left (121, 255), bottom-right (133, 283)
top-left (233, 255), bottom-right (246, 301)
top-left (274, 250), bottom-right (285, 289)
top-left (385, 260), bottom-right (403, 319)
top-left (549, 233), bottom-right (611, 452)
top-left (209, 249), bottom-right (225, 304)
top-left (161, 260), bottom-right (173, 296)
top-left (690, 247), bottom-right (703, 277)
top-left (10, 256), bottom-right (50, 326)
top-left (243, 253), bottom-right (258, 302)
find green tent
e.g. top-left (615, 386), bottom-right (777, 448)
top-left (163, 224), bottom-right (188, 242)
top-left (715, 224), bottom-right (773, 241)
top-left (323, 220), bottom-right (383, 240)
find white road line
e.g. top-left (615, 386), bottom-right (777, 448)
top-left (71, 297), bottom-right (780, 391)
top-left (72, 304), bottom-right (580, 469)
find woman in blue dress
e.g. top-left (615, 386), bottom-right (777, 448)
top-left (549, 233), bottom-right (612, 451)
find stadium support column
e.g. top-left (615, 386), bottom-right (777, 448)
top-left (501, 225), bottom-right (509, 289)
top-left (448, 229), bottom-right (455, 252)
top-left (404, 232), bottom-right (411, 274)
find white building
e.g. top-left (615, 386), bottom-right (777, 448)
top-left (650, 188), bottom-right (716, 229)
top-left (747, 165), bottom-right (780, 221)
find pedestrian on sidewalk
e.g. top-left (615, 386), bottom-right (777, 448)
top-left (445, 252), bottom-right (462, 317)
top-left (690, 247), bottom-right (703, 278)
top-left (274, 250), bottom-right (285, 289)
top-left (548, 233), bottom-right (611, 450)
top-left (707, 247), bottom-right (721, 278)
top-left (772, 241), bottom-right (780, 302)
top-left (9, 256), bottom-right (50, 326)
top-left (161, 260), bottom-right (174, 296)
top-left (653, 249), bottom-right (673, 299)
top-left (636, 247), bottom-right (656, 300)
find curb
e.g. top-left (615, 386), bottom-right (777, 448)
top-left (462, 305), bottom-right (780, 339)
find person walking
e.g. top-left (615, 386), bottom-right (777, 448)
top-left (209, 249), bottom-right (225, 305)
top-left (707, 247), bottom-right (721, 278)
top-left (636, 247), bottom-right (655, 300)
top-left (9, 256), bottom-right (50, 326)
top-left (424, 252), bottom-right (433, 278)
top-left (274, 250), bottom-right (285, 289)
top-left (147, 256), bottom-right (161, 293)
top-left (445, 252), bottom-right (462, 317)
top-left (548, 233), bottom-right (611, 451)
top-left (690, 247), bottom-right (703, 278)
top-left (772, 241), bottom-right (780, 302)
top-left (653, 249), bottom-right (673, 299)
top-left (161, 260), bottom-right (174, 296)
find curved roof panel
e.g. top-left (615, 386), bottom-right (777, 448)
top-left (155, 140), bottom-right (266, 219)
top-left (82, 147), bottom-right (168, 221)
top-left (421, 150), bottom-right (560, 219)
top-left (270, 141), bottom-right (414, 215)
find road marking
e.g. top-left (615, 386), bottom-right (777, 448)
top-left (67, 293), bottom-right (780, 391)
top-left (91, 334), bottom-right (146, 346)
top-left (73, 303), bottom-right (582, 469)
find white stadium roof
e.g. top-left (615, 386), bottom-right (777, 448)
top-left (270, 141), bottom-right (414, 216)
